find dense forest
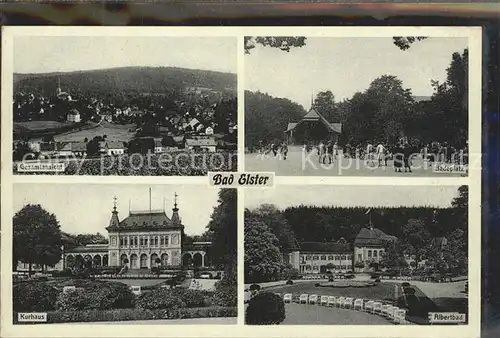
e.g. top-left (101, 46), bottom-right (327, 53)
top-left (14, 66), bottom-right (237, 99)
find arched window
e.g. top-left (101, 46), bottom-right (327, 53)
top-left (155, 236), bottom-right (159, 246)
top-left (373, 251), bottom-right (378, 257)
top-left (145, 237), bottom-right (148, 247)
top-left (368, 250), bottom-right (372, 258)
top-left (134, 237), bottom-right (138, 247)
top-left (140, 237), bottom-right (144, 247)
top-left (165, 236), bottom-right (169, 246)
top-left (160, 236), bottom-right (164, 246)
top-left (124, 237), bottom-right (128, 246)
top-left (119, 237), bottom-right (123, 246)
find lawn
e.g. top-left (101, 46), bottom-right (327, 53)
top-left (16, 120), bottom-right (73, 131)
top-left (54, 122), bottom-right (135, 142)
top-left (280, 303), bottom-right (391, 325)
top-left (269, 281), bottom-right (401, 303)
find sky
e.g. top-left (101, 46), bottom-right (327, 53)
top-left (13, 184), bottom-right (222, 236)
top-left (245, 37), bottom-right (468, 109)
top-left (14, 36), bottom-right (237, 74)
top-left (245, 185), bottom-right (461, 210)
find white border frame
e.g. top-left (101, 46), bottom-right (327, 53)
top-left (1, 26), bottom-right (481, 338)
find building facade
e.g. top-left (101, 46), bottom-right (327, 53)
top-left (16, 194), bottom-right (210, 272)
top-left (285, 106), bottom-right (342, 145)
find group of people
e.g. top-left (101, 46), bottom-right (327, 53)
top-left (313, 140), bottom-right (339, 165)
top-left (259, 141), bottom-right (289, 160)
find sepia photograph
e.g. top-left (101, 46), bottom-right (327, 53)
top-left (9, 33), bottom-right (237, 176)
top-left (244, 36), bottom-right (470, 176)
top-left (244, 185), bottom-right (469, 325)
top-left (11, 184), bottom-right (237, 324)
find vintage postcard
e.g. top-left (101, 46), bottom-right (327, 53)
top-left (1, 26), bottom-right (481, 338)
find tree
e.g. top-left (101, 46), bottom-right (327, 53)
top-left (75, 232), bottom-right (108, 245)
top-left (244, 36), bottom-right (306, 54)
top-left (401, 218), bottom-right (431, 267)
top-left (245, 216), bottom-right (285, 283)
top-left (393, 37), bottom-right (428, 51)
top-left (248, 204), bottom-right (298, 253)
top-left (205, 189), bottom-right (237, 268)
top-left (313, 91), bottom-right (338, 122)
top-left (246, 292), bottom-right (285, 325)
top-left (380, 241), bottom-right (408, 273)
top-left (13, 204), bottom-right (63, 276)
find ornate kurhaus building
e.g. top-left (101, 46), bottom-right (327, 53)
top-left (17, 194), bottom-right (211, 272)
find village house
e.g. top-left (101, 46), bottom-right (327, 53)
top-left (67, 109), bottom-right (81, 123)
top-left (99, 141), bottom-right (125, 156)
top-left (185, 137), bottom-right (217, 153)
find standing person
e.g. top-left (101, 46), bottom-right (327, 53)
top-left (333, 142), bottom-right (339, 162)
top-left (376, 142), bottom-right (386, 167)
top-left (403, 142), bottom-right (413, 173)
top-left (281, 142), bottom-right (288, 160)
top-left (366, 142), bottom-right (374, 165)
top-left (393, 142), bottom-right (403, 173)
top-left (318, 141), bottom-right (325, 164)
top-left (325, 141), bottom-right (333, 164)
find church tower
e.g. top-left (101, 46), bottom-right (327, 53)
top-left (107, 196), bottom-right (121, 266)
top-left (171, 192), bottom-right (181, 225)
top-left (109, 196), bottom-right (120, 228)
top-left (56, 78), bottom-right (62, 96)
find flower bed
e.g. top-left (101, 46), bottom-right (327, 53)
top-left (13, 151), bottom-right (237, 176)
top-left (13, 307), bottom-right (237, 324)
top-left (318, 281), bottom-right (376, 288)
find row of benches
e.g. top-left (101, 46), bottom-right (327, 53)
top-left (277, 293), bottom-right (407, 324)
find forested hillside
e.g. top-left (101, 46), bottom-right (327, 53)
top-left (14, 66), bottom-right (237, 98)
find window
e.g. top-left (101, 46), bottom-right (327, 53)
top-left (124, 237), bottom-right (128, 246)
top-left (328, 255), bottom-right (333, 260)
top-left (140, 237), bottom-right (144, 247)
top-left (341, 255), bottom-right (345, 260)
top-left (161, 237), bottom-right (164, 246)
top-left (334, 255), bottom-right (339, 260)
top-left (373, 251), bottom-right (378, 257)
top-left (119, 237), bottom-right (123, 246)
top-left (368, 250), bottom-right (372, 258)
top-left (306, 256), bottom-right (311, 261)
top-left (145, 238), bottom-right (148, 247)
top-left (321, 255), bottom-right (326, 260)
top-left (165, 236), bottom-right (169, 246)
top-left (134, 237), bottom-right (138, 246)
top-left (155, 236), bottom-right (159, 246)
top-left (357, 254), bottom-right (362, 261)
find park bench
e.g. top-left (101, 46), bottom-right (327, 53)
top-left (308, 294), bottom-right (318, 304)
top-left (387, 306), bottom-right (397, 320)
top-left (320, 295), bottom-right (328, 306)
top-left (327, 296), bottom-right (336, 307)
top-left (394, 309), bottom-right (407, 324)
top-left (283, 293), bottom-right (293, 303)
top-left (353, 299), bottom-right (363, 311)
top-left (364, 300), bottom-right (374, 312)
top-left (336, 296), bottom-right (345, 308)
top-left (373, 302), bottom-right (382, 315)
top-left (344, 297), bottom-right (354, 309)
top-left (299, 294), bottom-right (308, 304)
top-left (382, 304), bottom-right (390, 317)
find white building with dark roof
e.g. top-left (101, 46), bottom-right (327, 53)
top-left (55, 194), bottom-right (210, 271)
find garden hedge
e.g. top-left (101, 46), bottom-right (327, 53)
top-left (13, 281), bottom-right (59, 312)
top-left (245, 292), bottom-right (285, 325)
top-left (13, 307), bottom-right (237, 324)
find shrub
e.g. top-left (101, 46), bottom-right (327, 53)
top-left (402, 282), bottom-right (411, 288)
top-left (246, 292), bottom-right (285, 325)
top-left (14, 307), bottom-right (237, 324)
top-left (13, 281), bottom-right (58, 312)
top-left (404, 287), bottom-right (416, 296)
top-left (51, 269), bottom-right (73, 278)
top-left (213, 268), bottom-right (237, 307)
top-left (176, 289), bottom-right (211, 308)
top-left (286, 280), bottom-right (293, 285)
top-left (55, 282), bottom-right (134, 311)
top-left (135, 288), bottom-right (185, 310)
